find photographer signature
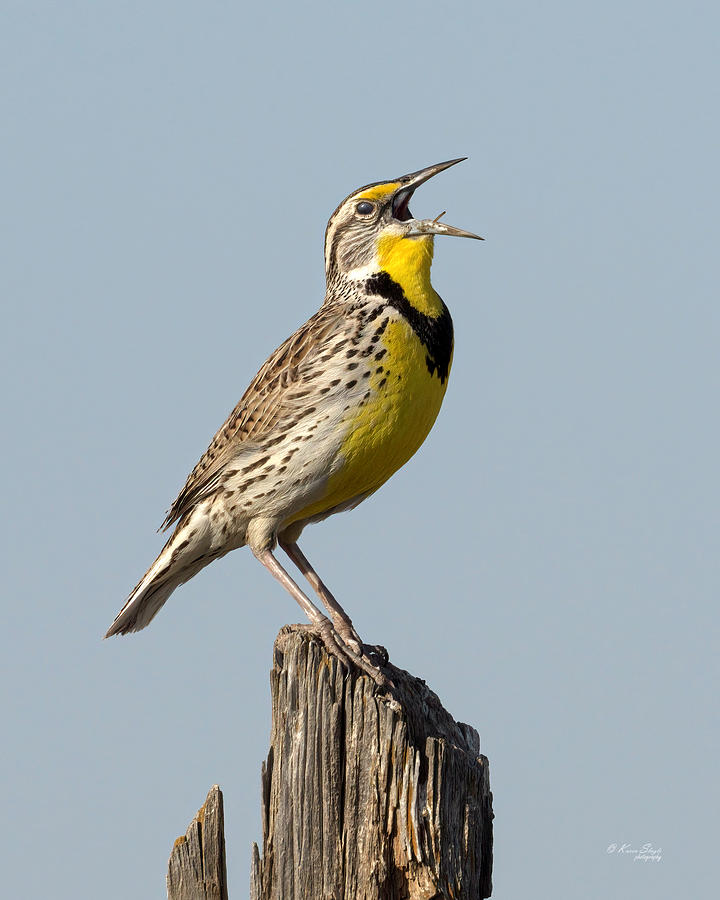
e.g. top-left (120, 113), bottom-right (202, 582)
top-left (607, 842), bottom-right (662, 862)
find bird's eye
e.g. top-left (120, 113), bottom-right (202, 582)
top-left (356, 201), bottom-right (375, 216)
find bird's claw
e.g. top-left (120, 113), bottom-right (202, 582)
top-left (299, 620), bottom-right (392, 689)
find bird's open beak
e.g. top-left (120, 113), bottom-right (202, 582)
top-left (393, 158), bottom-right (484, 241)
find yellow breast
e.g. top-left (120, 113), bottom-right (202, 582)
top-left (335, 317), bottom-right (451, 490)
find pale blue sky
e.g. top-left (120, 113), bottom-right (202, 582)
top-left (2, 2), bottom-right (718, 898)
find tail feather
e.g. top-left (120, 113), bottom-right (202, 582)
top-left (104, 578), bottom-right (177, 637)
top-left (105, 517), bottom-right (220, 638)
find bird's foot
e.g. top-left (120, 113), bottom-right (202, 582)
top-left (297, 620), bottom-right (392, 689)
top-left (333, 618), bottom-right (364, 657)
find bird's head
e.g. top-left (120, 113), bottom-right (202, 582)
top-left (324, 158), bottom-right (482, 282)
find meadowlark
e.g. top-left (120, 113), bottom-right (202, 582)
top-left (105, 158), bottom-right (481, 685)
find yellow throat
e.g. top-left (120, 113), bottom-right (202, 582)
top-left (377, 233), bottom-right (444, 316)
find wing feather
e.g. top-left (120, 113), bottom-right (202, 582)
top-left (160, 304), bottom-right (348, 531)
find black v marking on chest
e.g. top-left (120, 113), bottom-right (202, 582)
top-left (364, 271), bottom-right (453, 384)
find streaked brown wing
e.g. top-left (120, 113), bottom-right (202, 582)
top-left (160, 304), bottom-right (347, 531)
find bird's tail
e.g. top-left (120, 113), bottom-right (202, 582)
top-left (104, 518), bottom-right (217, 638)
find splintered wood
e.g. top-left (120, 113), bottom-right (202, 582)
top-left (167, 785), bottom-right (228, 900)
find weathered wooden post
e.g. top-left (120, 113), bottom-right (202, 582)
top-left (168, 626), bottom-right (493, 899)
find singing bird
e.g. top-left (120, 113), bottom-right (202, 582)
top-left (105, 159), bottom-right (482, 685)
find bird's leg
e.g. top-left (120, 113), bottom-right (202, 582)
top-left (278, 539), bottom-right (363, 654)
top-left (252, 547), bottom-right (388, 688)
